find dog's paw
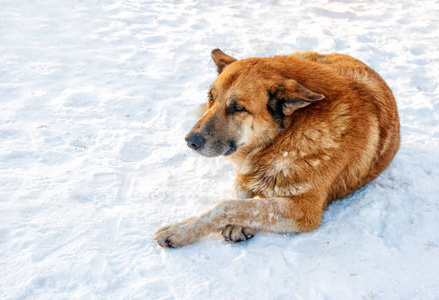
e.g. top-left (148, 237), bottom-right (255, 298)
top-left (154, 217), bottom-right (199, 248)
top-left (221, 225), bottom-right (255, 243)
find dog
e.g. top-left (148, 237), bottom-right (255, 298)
top-left (154, 49), bottom-right (400, 248)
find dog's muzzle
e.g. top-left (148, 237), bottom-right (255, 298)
top-left (185, 132), bottom-right (238, 157)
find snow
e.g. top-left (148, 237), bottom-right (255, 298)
top-left (1, 0), bottom-right (438, 299)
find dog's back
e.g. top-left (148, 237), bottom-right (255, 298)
top-left (283, 52), bottom-right (400, 203)
top-left (289, 52), bottom-right (400, 202)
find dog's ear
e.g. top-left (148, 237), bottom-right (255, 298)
top-left (269, 80), bottom-right (325, 115)
top-left (211, 49), bottom-right (237, 74)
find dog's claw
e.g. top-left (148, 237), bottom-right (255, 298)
top-left (244, 231), bottom-right (254, 239)
top-left (164, 239), bottom-right (176, 248)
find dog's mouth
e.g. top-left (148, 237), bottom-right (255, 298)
top-left (201, 139), bottom-right (239, 157)
top-left (223, 140), bottom-right (237, 156)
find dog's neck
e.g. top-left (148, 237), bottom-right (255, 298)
top-left (226, 145), bottom-right (260, 173)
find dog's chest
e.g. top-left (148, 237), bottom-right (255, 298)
top-left (238, 150), bottom-right (310, 198)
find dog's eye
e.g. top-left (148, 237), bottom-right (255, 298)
top-left (226, 105), bottom-right (248, 115)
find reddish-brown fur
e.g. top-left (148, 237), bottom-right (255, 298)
top-left (154, 49), bottom-right (400, 248)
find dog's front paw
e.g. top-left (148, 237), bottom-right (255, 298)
top-left (221, 225), bottom-right (255, 243)
top-left (154, 217), bottom-right (201, 248)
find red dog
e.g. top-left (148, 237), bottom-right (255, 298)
top-left (155, 49), bottom-right (400, 248)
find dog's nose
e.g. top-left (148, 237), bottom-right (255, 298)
top-left (185, 133), bottom-right (205, 151)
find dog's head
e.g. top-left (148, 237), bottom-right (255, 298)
top-left (185, 49), bottom-right (324, 158)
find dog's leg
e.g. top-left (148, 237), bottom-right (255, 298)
top-left (232, 180), bottom-right (252, 199)
top-left (154, 193), bottom-right (324, 248)
top-left (221, 181), bottom-right (256, 243)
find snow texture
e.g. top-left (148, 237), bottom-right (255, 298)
top-left (1, 0), bottom-right (438, 299)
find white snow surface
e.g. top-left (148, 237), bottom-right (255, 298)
top-left (1, 0), bottom-right (438, 299)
